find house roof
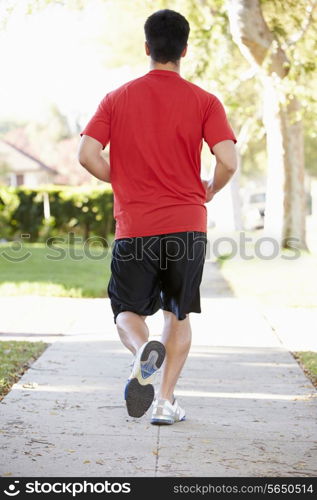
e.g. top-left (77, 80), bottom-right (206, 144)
top-left (0, 139), bottom-right (57, 174)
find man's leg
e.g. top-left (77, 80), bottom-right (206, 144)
top-left (108, 237), bottom-right (166, 418)
top-left (116, 312), bottom-right (149, 355)
top-left (116, 310), bottom-right (166, 418)
top-left (158, 310), bottom-right (192, 403)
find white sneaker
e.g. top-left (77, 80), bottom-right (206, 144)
top-left (151, 398), bottom-right (186, 425)
top-left (124, 341), bottom-right (166, 418)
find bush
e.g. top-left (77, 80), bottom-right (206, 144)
top-left (0, 186), bottom-right (19, 240)
top-left (0, 185), bottom-right (115, 242)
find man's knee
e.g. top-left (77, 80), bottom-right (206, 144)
top-left (163, 311), bottom-right (191, 338)
top-left (116, 311), bottom-right (146, 325)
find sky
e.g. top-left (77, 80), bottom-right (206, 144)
top-left (0, 0), bottom-right (146, 126)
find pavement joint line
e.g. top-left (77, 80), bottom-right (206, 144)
top-left (154, 425), bottom-right (160, 477)
top-left (261, 310), bottom-right (285, 347)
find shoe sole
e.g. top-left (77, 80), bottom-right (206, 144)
top-left (125, 341), bottom-right (166, 418)
top-left (125, 378), bottom-right (155, 418)
top-left (151, 416), bottom-right (186, 426)
top-left (139, 340), bottom-right (166, 381)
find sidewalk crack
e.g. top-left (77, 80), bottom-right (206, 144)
top-left (261, 308), bottom-right (285, 347)
top-left (154, 426), bottom-right (160, 477)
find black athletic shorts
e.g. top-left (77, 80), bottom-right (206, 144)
top-left (107, 231), bottom-right (207, 322)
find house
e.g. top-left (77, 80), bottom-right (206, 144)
top-left (0, 139), bottom-right (57, 187)
top-left (0, 126), bottom-right (100, 186)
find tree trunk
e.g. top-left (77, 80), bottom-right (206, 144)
top-left (227, 0), bottom-right (307, 249)
top-left (281, 96), bottom-right (307, 248)
top-left (261, 75), bottom-right (285, 242)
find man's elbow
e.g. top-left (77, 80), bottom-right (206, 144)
top-left (225, 158), bottom-right (238, 174)
top-left (219, 155), bottom-right (238, 174)
top-left (78, 149), bottom-right (89, 168)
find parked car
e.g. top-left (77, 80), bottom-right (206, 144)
top-left (243, 190), bottom-right (312, 230)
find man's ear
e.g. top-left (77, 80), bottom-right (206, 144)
top-left (145, 41), bottom-right (151, 56)
top-left (181, 45), bottom-right (188, 58)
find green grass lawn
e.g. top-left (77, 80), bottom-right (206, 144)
top-left (0, 242), bottom-right (111, 297)
top-left (219, 250), bottom-right (317, 308)
top-left (293, 352), bottom-right (317, 388)
top-left (0, 341), bottom-right (47, 400)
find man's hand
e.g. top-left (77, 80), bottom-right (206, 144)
top-left (202, 179), bottom-right (217, 203)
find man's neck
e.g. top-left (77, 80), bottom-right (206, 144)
top-left (149, 60), bottom-right (180, 74)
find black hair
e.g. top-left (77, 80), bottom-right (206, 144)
top-left (144, 9), bottom-right (190, 64)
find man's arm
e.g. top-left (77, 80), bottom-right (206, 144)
top-left (203, 140), bottom-right (238, 202)
top-left (78, 135), bottom-right (110, 183)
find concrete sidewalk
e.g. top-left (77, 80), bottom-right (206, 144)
top-left (0, 263), bottom-right (316, 476)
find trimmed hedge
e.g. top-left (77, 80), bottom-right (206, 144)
top-left (0, 185), bottom-right (115, 242)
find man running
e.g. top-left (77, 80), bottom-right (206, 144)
top-left (78, 9), bottom-right (237, 425)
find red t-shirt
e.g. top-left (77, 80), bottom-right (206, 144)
top-left (80, 69), bottom-right (237, 239)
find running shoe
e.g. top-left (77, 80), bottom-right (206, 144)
top-left (124, 340), bottom-right (166, 418)
top-left (151, 397), bottom-right (186, 425)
